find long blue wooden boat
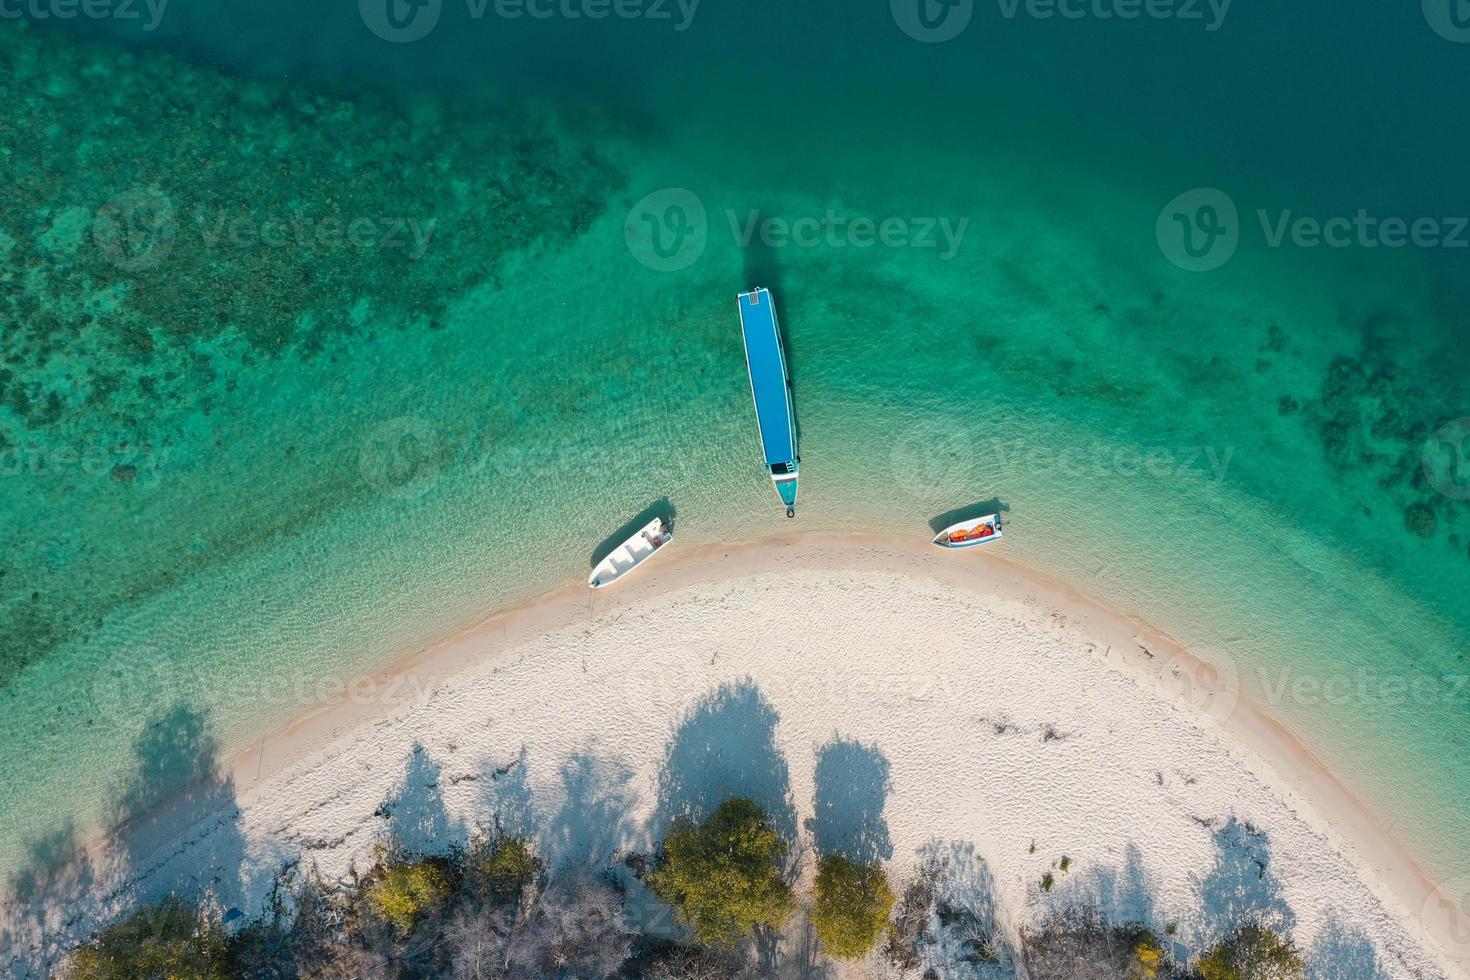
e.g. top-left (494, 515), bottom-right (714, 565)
top-left (736, 287), bottom-right (798, 517)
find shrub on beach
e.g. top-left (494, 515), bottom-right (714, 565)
top-left (467, 832), bottom-right (542, 900)
top-left (443, 866), bottom-right (634, 980)
top-left (636, 943), bottom-right (744, 979)
top-left (225, 867), bottom-right (348, 979)
top-left (1022, 907), bottom-right (1178, 980)
top-left (65, 896), bottom-right (228, 980)
top-left (367, 856), bottom-right (455, 933)
top-left (1197, 923), bottom-right (1304, 980)
top-left (646, 797), bottom-right (794, 948)
top-left (810, 854), bottom-right (895, 960)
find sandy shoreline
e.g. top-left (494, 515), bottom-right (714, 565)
top-left (5, 533), bottom-right (1466, 977)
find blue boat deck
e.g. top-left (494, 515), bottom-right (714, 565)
top-left (737, 288), bottom-right (796, 469)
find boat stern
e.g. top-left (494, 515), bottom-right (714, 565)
top-left (776, 475), bottom-right (798, 516)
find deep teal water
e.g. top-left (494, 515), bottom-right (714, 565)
top-left (2, 0), bottom-right (1469, 897)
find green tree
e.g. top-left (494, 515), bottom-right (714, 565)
top-left (471, 833), bottom-right (541, 898)
top-left (1198, 923), bottom-right (1304, 980)
top-left (647, 797), bottom-right (794, 948)
top-left (66, 896), bottom-right (227, 980)
top-left (367, 857), bottom-right (454, 933)
top-left (810, 854), bottom-right (895, 960)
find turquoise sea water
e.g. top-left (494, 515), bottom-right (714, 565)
top-left (2, 0), bottom-right (1469, 900)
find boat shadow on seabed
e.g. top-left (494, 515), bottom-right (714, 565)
top-left (929, 497), bottom-right (1009, 536)
top-left (590, 497), bottom-right (677, 570)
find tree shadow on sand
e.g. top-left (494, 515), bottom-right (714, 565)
top-left (106, 704), bottom-right (247, 913)
top-left (1046, 842), bottom-right (1156, 929)
top-left (805, 736), bottom-right (892, 864)
top-left (0, 822), bottom-right (98, 978)
top-left (377, 742), bottom-right (463, 855)
top-left (542, 748), bottom-right (640, 873)
top-left (1197, 816), bottom-right (1295, 941)
top-left (1, 705), bottom-right (249, 976)
top-left (653, 680), bottom-right (797, 845)
top-left (1306, 912), bottom-right (1387, 980)
top-left (914, 839), bottom-right (1019, 977)
top-left (478, 744), bottom-right (537, 840)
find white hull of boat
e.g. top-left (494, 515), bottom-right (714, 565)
top-left (588, 518), bottom-right (672, 588)
top-left (932, 513), bottom-right (1003, 549)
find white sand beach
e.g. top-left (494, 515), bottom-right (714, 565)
top-left (4, 535), bottom-right (1466, 978)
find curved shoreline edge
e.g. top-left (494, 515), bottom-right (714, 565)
top-left (8, 532), bottom-right (1467, 977)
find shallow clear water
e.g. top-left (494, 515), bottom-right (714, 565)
top-left (2, 2), bottom-right (1469, 897)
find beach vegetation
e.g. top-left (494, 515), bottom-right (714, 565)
top-left (505, 871), bottom-right (634, 978)
top-left (65, 896), bottom-right (228, 980)
top-left (882, 863), bottom-right (938, 971)
top-left (809, 854), bottom-right (895, 959)
top-left (1022, 908), bottom-right (1179, 980)
top-left (637, 944), bottom-right (744, 979)
top-left (1197, 923), bottom-right (1304, 980)
top-left (467, 831), bottom-right (542, 899)
top-left (646, 797), bottom-right (794, 948)
top-left (444, 869), bottom-right (632, 980)
top-left (367, 855), bottom-right (455, 933)
top-left (882, 853), bottom-right (1013, 974)
top-left (225, 866), bottom-right (350, 979)
top-left (1041, 871), bottom-right (1055, 892)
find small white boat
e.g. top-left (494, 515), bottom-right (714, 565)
top-left (932, 513), bottom-right (1003, 549)
top-left (588, 518), bottom-right (672, 588)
